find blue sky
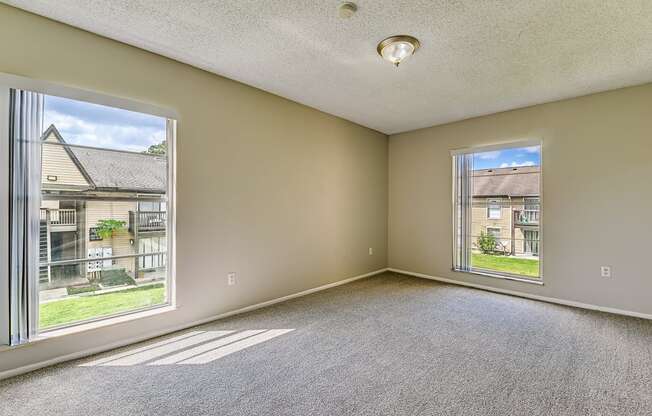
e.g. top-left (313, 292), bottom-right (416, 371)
top-left (43, 95), bottom-right (166, 152)
top-left (473, 146), bottom-right (541, 170)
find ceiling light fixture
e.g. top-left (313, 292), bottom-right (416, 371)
top-left (377, 35), bottom-right (420, 67)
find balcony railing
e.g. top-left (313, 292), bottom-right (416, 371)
top-left (514, 209), bottom-right (539, 226)
top-left (40, 208), bottom-right (77, 226)
top-left (129, 211), bottom-right (166, 232)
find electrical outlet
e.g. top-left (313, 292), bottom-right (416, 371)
top-left (227, 272), bottom-right (236, 286)
top-left (369, 247), bottom-right (373, 255)
top-left (600, 266), bottom-right (612, 278)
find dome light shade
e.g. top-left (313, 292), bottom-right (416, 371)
top-left (377, 35), bottom-right (421, 67)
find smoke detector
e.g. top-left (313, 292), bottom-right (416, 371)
top-left (338, 2), bottom-right (357, 19)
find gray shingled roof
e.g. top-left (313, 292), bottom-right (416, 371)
top-left (473, 166), bottom-right (540, 197)
top-left (70, 147), bottom-right (167, 193)
top-left (41, 124), bottom-right (167, 193)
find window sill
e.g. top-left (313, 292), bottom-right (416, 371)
top-left (39, 304), bottom-right (177, 339)
top-left (0, 304), bottom-right (176, 351)
top-left (454, 268), bottom-right (544, 286)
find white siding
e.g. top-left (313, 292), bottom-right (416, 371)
top-left (41, 132), bottom-right (90, 188)
top-left (85, 200), bottom-right (137, 274)
top-left (40, 200), bottom-right (59, 210)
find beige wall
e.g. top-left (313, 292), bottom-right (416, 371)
top-left (0, 5), bottom-right (388, 374)
top-left (389, 82), bottom-right (652, 316)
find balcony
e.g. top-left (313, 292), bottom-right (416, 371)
top-left (514, 209), bottom-right (539, 227)
top-left (129, 211), bottom-right (166, 233)
top-left (40, 208), bottom-right (77, 231)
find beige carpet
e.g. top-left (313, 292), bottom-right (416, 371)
top-left (1, 272), bottom-right (651, 415)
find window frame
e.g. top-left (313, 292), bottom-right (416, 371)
top-left (139, 235), bottom-right (168, 270)
top-left (0, 86), bottom-right (9, 345)
top-left (523, 229), bottom-right (540, 256)
top-left (524, 197), bottom-right (540, 211)
top-left (486, 227), bottom-right (501, 238)
top-left (487, 199), bottom-right (502, 219)
top-left (0, 72), bottom-right (178, 339)
top-left (451, 139), bottom-right (544, 284)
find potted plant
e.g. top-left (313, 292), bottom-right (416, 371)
top-left (96, 219), bottom-right (126, 239)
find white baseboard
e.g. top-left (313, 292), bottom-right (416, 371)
top-left (388, 268), bottom-right (652, 320)
top-left (0, 268), bottom-right (388, 380)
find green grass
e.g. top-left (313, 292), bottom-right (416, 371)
top-left (472, 253), bottom-right (540, 278)
top-left (40, 284), bottom-right (166, 329)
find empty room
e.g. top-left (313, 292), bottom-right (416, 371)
top-left (0, 1), bottom-right (651, 415)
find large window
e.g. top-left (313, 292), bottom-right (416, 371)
top-left (452, 141), bottom-right (542, 281)
top-left (1, 76), bottom-right (176, 342)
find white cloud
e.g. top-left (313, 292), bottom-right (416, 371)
top-left (523, 146), bottom-right (540, 153)
top-left (477, 150), bottom-right (501, 160)
top-left (500, 161), bottom-right (535, 168)
top-left (44, 109), bottom-right (164, 152)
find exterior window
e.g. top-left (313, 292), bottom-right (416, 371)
top-left (486, 227), bottom-right (501, 238)
top-left (452, 142), bottom-right (542, 280)
top-left (2, 79), bottom-right (176, 340)
top-left (523, 230), bottom-right (540, 256)
top-left (138, 200), bottom-right (166, 212)
top-left (139, 236), bottom-right (167, 270)
top-left (521, 197), bottom-right (540, 225)
top-left (487, 199), bottom-right (501, 219)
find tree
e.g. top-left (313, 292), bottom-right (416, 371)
top-left (477, 231), bottom-right (497, 254)
top-left (144, 140), bottom-right (166, 155)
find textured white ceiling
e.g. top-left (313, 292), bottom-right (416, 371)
top-left (5, 0), bottom-right (652, 134)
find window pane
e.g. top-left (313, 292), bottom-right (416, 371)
top-left (487, 200), bottom-right (501, 219)
top-left (43, 95), bottom-right (166, 152)
top-left (37, 94), bottom-right (169, 330)
top-left (39, 260), bottom-right (166, 330)
top-left (487, 227), bottom-right (501, 238)
top-left (464, 145), bottom-right (541, 278)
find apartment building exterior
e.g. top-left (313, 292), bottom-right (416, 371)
top-left (471, 166), bottom-right (540, 256)
top-left (39, 125), bottom-right (167, 288)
